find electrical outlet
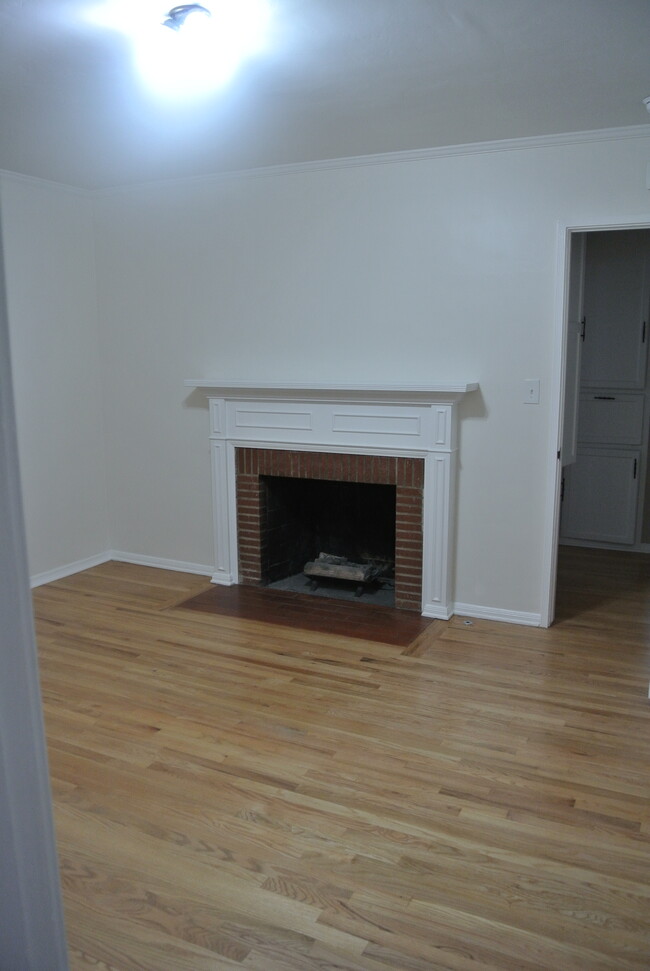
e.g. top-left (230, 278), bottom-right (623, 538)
top-left (524, 379), bottom-right (540, 404)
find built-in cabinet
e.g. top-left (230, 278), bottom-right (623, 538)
top-left (580, 231), bottom-right (649, 389)
top-left (562, 446), bottom-right (640, 544)
top-left (561, 230), bottom-right (650, 548)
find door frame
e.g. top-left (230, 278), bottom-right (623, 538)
top-left (541, 214), bottom-right (650, 627)
top-left (0, 221), bottom-right (69, 966)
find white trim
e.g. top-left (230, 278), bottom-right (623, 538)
top-left (542, 214), bottom-right (650, 628)
top-left (30, 551), bottom-right (215, 587)
top-left (422, 602), bottom-right (454, 621)
top-left (109, 551), bottom-right (214, 576)
top-left (30, 552), bottom-right (112, 588)
top-left (454, 603), bottom-right (542, 627)
top-left (540, 222), bottom-right (572, 627)
top-left (97, 125), bottom-right (650, 195)
top-left (0, 168), bottom-right (92, 197)
top-left (3, 126), bottom-right (649, 197)
top-left (186, 380), bottom-right (478, 397)
top-left (211, 441), bottom-right (236, 586)
top-left (27, 548), bottom-right (547, 627)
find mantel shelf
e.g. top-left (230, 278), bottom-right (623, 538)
top-left (185, 380), bottom-right (479, 404)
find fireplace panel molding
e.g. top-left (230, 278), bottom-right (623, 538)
top-left (187, 382), bottom-right (478, 619)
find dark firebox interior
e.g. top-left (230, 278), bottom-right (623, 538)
top-left (260, 476), bottom-right (396, 585)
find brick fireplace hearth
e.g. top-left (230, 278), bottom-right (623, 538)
top-left (236, 448), bottom-right (424, 610)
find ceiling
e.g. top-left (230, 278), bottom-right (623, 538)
top-left (1, 0), bottom-right (649, 190)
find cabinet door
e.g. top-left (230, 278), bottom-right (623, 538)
top-left (581, 230), bottom-right (649, 389)
top-left (561, 447), bottom-right (640, 544)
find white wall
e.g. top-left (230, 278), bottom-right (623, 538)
top-left (1, 174), bottom-right (109, 579)
top-left (93, 132), bottom-right (650, 617)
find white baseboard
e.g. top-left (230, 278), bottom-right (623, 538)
top-left (31, 556), bottom-right (542, 628)
top-left (31, 550), bottom-right (214, 587)
top-left (211, 571), bottom-right (236, 585)
top-left (453, 603), bottom-right (542, 627)
top-left (560, 539), bottom-right (650, 554)
top-left (109, 551), bottom-right (214, 577)
top-left (422, 602), bottom-right (454, 620)
top-left (30, 552), bottom-right (112, 588)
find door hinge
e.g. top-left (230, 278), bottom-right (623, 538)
top-left (634, 458), bottom-right (638, 479)
top-left (643, 321), bottom-right (647, 344)
top-left (580, 316), bottom-right (587, 341)
top-left (557, 449), bottom-right (561, 461)
top-left (560, 475), bottom-right (565, 501)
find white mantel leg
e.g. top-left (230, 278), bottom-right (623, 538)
top-left (421, 449), bottom-right (456, 619)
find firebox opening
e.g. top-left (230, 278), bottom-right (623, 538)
top-left (260, 476), bottom-right (396, 603)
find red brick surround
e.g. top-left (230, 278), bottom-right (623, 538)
top-left (236, 448), bottom-right (424, 611)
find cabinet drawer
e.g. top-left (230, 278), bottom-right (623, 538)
top-left (578, 393), bottom-right (644, 445)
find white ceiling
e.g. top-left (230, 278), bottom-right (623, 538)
top-left (1, 0), bottom-right (649, 189)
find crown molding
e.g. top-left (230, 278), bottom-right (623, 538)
top-left (94, 124), bottom-right (650, 197)
top-left (1, 124), bottom-right (648, 198)
top-left (0, 168), bottom-right (92, 197)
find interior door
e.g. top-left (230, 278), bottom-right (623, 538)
top-left (561, 233), bottom-right (585, 467)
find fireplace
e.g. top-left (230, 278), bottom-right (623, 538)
top-left (236, 448), bottom-right (424, 610)
top-left (259, 477), bottom-right (397, 586)
top-left (185, 381), bottom-right (478, 619)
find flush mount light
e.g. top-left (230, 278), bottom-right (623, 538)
top-left (644, 97), bottom-right (650, 115)
top-left (88, 0), bottom-right (271, 97)
top-left (163, 4), bottom-right (211, 31)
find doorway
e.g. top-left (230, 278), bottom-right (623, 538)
top-left (543, 220), bottom-right (650, 626)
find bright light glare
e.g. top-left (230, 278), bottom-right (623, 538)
top-left (87, 0), bottom-right (271, 98)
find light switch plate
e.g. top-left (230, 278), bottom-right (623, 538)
top-left (524, 379), bottom-right (540, 404)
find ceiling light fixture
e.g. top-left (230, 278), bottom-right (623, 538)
top-left (88, 0), bottom-right (271, 98)
top-left (163, 4), bottom-right (211, 31)
top-left (644, 97), bottom-right (650, 115)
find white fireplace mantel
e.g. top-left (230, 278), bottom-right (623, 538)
top-left (185, 380), bottom-right (478, 403)
top-left (186, 380), bottom-right (478, 620)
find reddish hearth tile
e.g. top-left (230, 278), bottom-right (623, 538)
top-left (178, 585), bottom-right (433, 645)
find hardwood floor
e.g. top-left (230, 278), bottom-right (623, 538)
top-left (33, 550), bottom-right (650, 970)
